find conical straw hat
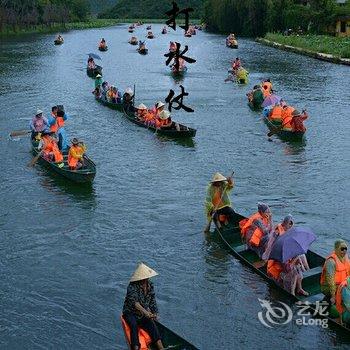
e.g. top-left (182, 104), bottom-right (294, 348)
top-left (211, 172), bottom-right (227, 183)
top-left (130, 262), bottom-right (158, 282)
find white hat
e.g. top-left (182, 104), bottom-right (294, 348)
top-left (130, 262), bottom-right (158, 282)
top-left (211, 172), bottom-right (227, 183)
top-left (125, 88), bottom-right (134, 96)
top-left (156, 101), bottom-right (165, 109)
top-left (137, 103), bottom-right (147, 110)
top-left (36, 109), bottom-right (43, 116)
top-left (96, 74), bottom-right (102, 78)
top-left (159, 110), bottom-right (170, 120)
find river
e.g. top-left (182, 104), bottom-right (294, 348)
top-left (0, 23), bottom-right (349, 349)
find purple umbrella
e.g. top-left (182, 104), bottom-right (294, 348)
top-left (262, 94), bottom-right (281, 108)
top-left (269, 227), bottom-right (316, 263)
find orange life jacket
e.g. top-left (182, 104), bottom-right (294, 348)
top-left (320, 252), bottom-right (350, 286)
top-left (120, 315), bottom-right (151, 350)
top-left (68, 145), bottom-right (85, 168)
top-left (42, 136), bottom-right (63, 162)
top-left (336, 279), bottom-right (348, 315)
top-left (281, 106), bottom-right (295, 129)
top-left (269, 106), bottom-right (283, 122)
top-left (50, 116), bottom-right (65, 133)
top-left (267, 260), bottom-right (283, 280)
top-left (239, 212), bottom-right (269, 247)
top-left (275, 224), bottom-right (285, 236)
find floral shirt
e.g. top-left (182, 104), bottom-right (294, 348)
top-left (123, 281), bottom-right (158, 318)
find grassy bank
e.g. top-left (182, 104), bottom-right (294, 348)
top-left (265, 33), bottom-right (350, 59)
top-left (0, 19), bottom-right (121, 36)
top-left (0, 18), bottom-right (201, 37)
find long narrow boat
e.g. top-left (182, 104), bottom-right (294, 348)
top-left (121, 316), bottom-right (198, 350)
top-left (264, 115), bottom-right (305, 141)
top-left (138, 48), bottom-right (148, 55)
top-left (98, 46), bottom-right (108, 51)
top-left (95, 95), bottom-right (123, 111)
top-left (31, 140), bottom-right (96, 183)
top-left (86, 65), bottom-right (103, 78)
top-left (123, 108), bottom-right (196, 138)
top-left (54, 39), bottom-right (64, 45)
top-left (212, 212), bottom-right (350, 333)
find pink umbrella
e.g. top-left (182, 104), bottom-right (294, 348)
top-left (262, 94), bottom-right (281, 107)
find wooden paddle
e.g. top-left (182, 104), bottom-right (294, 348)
top-left (28, 151), bottom-right (42, 167)
top-left (10, 130), bottom-right (31, 137)
top-left (204, 171), bottom-right (235, 233)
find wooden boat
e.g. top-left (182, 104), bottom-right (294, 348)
top-left (146, 34), bottom-right (154, 39)
top-left (95, 95), bottom-right (123, 111)
top-left (138, 48), bottom-right (148, 55)
top-left (211, 212), bottom-right (350, 333)
top-left (264, 116), bottom-right (305, 141)
top-left (98, 46), bottom-right (108, 51)
top-left (31, 140), bottom-right (96, 183)
top-left (121, 316), bottom-right (198, 350)
top-left (54, 39), bottom-right (64, 45)
top-left (123, 108), bottom-right (196, 138)
top-left (129, 39), bottom-right (138, 45)
top-left (226, 39), bottom-right (238, 49)
top-left (128, 28), bottom-right (134, 33)
top-left (86, 65), bottom-right (103, 78)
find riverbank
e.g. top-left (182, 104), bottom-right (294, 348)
top-left (0, 19), bottom-right (121, 37)
top-left (0, 18), bottom-right (201, 37)
top-left (257, 33), bottom-right (350, 65)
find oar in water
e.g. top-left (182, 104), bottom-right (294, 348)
top-left (10, 130), bottom-right (31, 137)
top-left (204, 171), bottom-right (235, 233)
top-left (28, 151), bottom-right (43, 167)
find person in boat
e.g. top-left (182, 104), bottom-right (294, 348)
top-left (68, 138), bottom-right (86, 170)
top-left (135, 104), bottom-right (149, 122)
top-left (169, 41), bottom-right (176, 52)
top-left (99, 38), bottom-right (107, 49)
top-left (56, 34), bottom-right (63, 42)
top-left (205, 172), bottom-right (235, 228)
top-left (107, 86), bottom-right (118, 103)
top-left (236, 67), bottom-right (249, 84)
top-left (147, 31), bottom-right (153, 38)
top-left (87, 57), bottom-right (96, 69)
top-left (93, 86), bottom-right (102, 99)
top-left (268, 101), bottom-right (285, 123)
top-left (155, 110), bottom-right (174, 129)
top-left (231, 57), bottom-right (241, 72)
top-left (138, 41), bottom-right (147, 51)
top-left (162, 26), bottom-right (167, 34)
top-left (130, 36), bottom-right (137, 44)
top-left (48, 107), bottom-right (68, 151)
top-left (261, 79), bottom-right (273, 98)
top-left (101, 81), bottom-right (109, 96)
top-left (30, 109), bottom-right (49, 140)
top-left (335, 276), bottom-right (350, 324)
top-left (290, 109), bottom-right (308, 132)
top-left (247, 85), bottom-right (264, 109)
top-left (150, 101), bottom-right (165, 118)
top-left (282, 254), bottom-right (310, 296)
top-left (38, 131), bottom-right (64, 166)
top-left (321, 239), bottom-right (350, 306)
top-left (262, 214), bottom-right (294, 261)
top-left (123, 88), bottom-right (135, 112)
top-left (95, 74), bottom-right (103, 88)
top-left (240, 203), bottom-right (273, 258)
top-left (123, 262), bottom-right (164, 350)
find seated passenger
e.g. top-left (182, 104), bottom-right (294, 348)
top-left (135, 104), bottom-right (148, 121)
top-left (240, 203), bottom-right (273, 258)
top-left (155, 110), bottom-right (172, 129)
top-left (281, 105), bottom-right (296, 131)
top-left (68, 138), bottom-right (86, 170)
top-left (291, 109), bottom-right (308, 132)
top-left (38, 131), bottom-right (63, 165)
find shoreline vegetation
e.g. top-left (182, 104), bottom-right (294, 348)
top-left (0, 18), bottom-right (200, 37)
top-left (258, 33), bottom-right (350, 64)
